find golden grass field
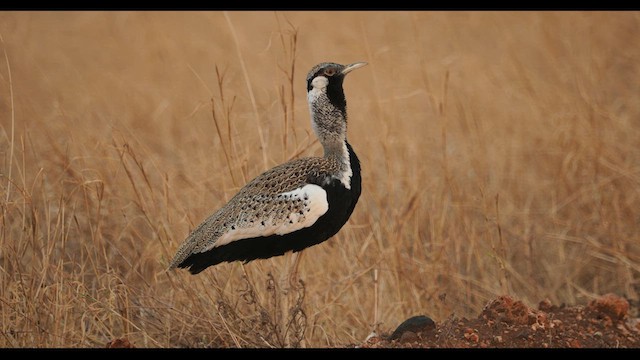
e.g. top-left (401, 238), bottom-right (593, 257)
top-left (0, 11), bottom-right (639, 347)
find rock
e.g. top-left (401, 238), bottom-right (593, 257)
top-left (390, 315), bottom-right (436, 340)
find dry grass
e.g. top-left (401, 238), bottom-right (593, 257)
top-left (1, 11), bottom-right (639, 347)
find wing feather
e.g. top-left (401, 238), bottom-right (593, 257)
top-left (168, 157), bottom-right (334, 269)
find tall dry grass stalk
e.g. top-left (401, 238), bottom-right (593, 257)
top-left (0, 11), bottom-right (639, 347)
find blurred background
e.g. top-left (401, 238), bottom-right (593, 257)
top-left (0, 11), bottom-right (639, 347)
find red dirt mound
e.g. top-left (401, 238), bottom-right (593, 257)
top-left (357, 293), bottom-right (639, 348)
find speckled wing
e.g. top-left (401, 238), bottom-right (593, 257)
top-left (168, 157), bottom-right (335, 269)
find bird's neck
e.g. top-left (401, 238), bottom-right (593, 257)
top-left (322, 135), bottom-right (350, 165)
top-left (309, 88), bottom-right (353, 188)
top-left (311, 113), bottom-right (350, 170)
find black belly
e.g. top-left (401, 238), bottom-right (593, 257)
top-left (179, 145), bottom-right (362, 274)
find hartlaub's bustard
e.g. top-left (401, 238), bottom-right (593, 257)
top-left (169, 61), bottom-right (367, 275)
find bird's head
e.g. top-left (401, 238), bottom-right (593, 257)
top-left (306, 62), bottom-right (367, 143)
top-left (306, 62), bottom-right (367, 106)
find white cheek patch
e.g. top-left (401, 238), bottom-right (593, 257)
top-left (307, 76), bottom-right (328, 103)
top-left (206, 184), bottom-right (329, 250)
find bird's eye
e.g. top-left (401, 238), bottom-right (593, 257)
top-left (323, 68), bottom-right (336, 76)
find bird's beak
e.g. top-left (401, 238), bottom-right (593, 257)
top-left (341, 62), bottom-right (368, 75)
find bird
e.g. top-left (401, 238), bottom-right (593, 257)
top-left (168, 61), bottom-right (367, 275)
